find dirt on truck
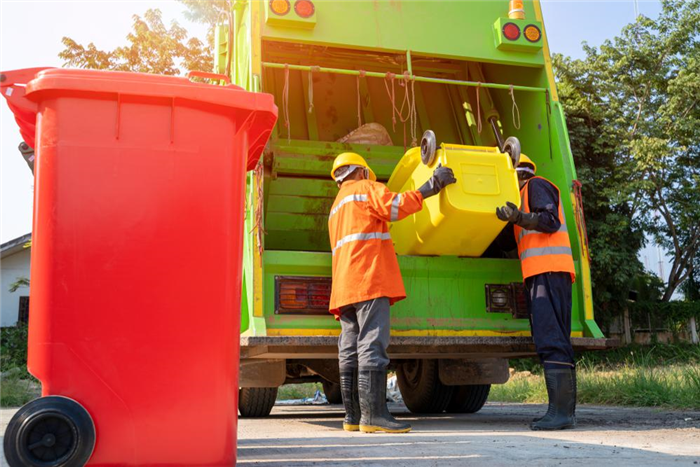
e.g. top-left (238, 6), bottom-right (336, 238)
top-left (219, 0), bottom-right (616, 417)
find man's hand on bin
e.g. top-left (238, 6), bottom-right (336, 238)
top-left (418, 164), bottom-right (457, 199)
top-left (496, 201), bottom-right (539, 229)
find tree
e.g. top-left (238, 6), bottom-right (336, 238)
top-left (59, 4), bottom-right (225, 75)
top-left (553, 54), bottom-right (645, 323)
top-left (569, 0), bottom-right (700, 302)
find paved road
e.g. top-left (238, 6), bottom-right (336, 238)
top-left (3, 403), bottom-right (699, 466)
top-left (238, 403), bottom-right (700, 467)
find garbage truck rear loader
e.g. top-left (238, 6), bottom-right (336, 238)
top-left (221, 0), bottom-right (614, 416)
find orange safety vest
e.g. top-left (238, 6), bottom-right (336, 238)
top-left (328, 179), bottom-right (424, 317)
top-left (513, 176), bottom-right (576, 283)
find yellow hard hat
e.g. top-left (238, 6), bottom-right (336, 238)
top-left (331, 152), bottom-right (377, 181)
top-left (517, 154), bottom-right (537, 174)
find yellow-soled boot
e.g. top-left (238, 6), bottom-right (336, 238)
top-left (358, 369), bottom-right (411, 434)
top-left (340, 369), bottom-right (360, 432)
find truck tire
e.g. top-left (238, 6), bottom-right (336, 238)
top-left (446, 384), bottom-right (491, 414)
top-left (322, 380), bottom-right (343, 404)
top-left (396, 359), bottom-right (454, 414)
top-left (238, 387), bottom-right (278, 418)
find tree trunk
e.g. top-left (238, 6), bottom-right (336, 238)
top-left (690, 317), bottom-right (699, 345)
top-left (623, 308), bottom-right (632, 344)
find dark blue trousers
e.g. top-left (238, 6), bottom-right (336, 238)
top-left (525, 272), bottom-right (575, 370)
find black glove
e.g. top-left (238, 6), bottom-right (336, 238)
top-left (496, 201), bottom-right (539, 229)
top-left (418, 164), bottom-right (457, 199)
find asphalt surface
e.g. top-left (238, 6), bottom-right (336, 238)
top-left (2, 403), bottom-right (699, 466)
top-left (237, 403), bottom-right (700, 467)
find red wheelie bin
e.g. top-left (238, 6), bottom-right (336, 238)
top-left (0, 68), bottom-right (277, 466)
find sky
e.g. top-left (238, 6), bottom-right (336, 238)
top-left (0, 0), bottom-right (669, 279)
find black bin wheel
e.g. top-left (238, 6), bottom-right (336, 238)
top-left (3, 396), bottom-right (96, 467)
top-left (502, 136), bottom-right (521, 168)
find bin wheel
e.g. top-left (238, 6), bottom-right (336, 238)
top-left (503, 136), bottom-right (521, 168)
top-left (420, 130), bottom-right (437, 166)
top-left (239, 387), bottom-right (278, 418)
top-left (445, 384), bottom-right (491, 414)
top-left (321, 380), bottom-right (343, 404)
top-left (396, 359), bottom-right (454, 414)
top-left (3, 396), bottom-right (96, 467)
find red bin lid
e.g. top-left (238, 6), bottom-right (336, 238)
top-left (1, 68), bottom-right (278, 171)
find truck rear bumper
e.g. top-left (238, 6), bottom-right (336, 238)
top-left (240, 336), bottom-right (618, 360)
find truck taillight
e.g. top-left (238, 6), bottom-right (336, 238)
top-left (275, 276), bottom-right (331, 315)
top-left (485, 283), bottom-right (529, 319)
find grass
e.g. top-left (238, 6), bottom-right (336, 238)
top-left (277, 383), bottom-right (323, 400)
top-left (1, 367), bottom-right (40, 407)
top-left (492, 344), bottom-right (700, 410)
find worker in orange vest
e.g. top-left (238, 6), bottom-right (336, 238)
top-left (329, 152), bottom-right (455, 434)
top-left (496, 154), bottom-right (577, 431)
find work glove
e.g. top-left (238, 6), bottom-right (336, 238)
top-left (418, 164), bottom-right (457, 199)
top-left (496, 201), bottom-right (539, 230)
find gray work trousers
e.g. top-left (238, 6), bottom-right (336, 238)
top-left (338, 297), bottom-right (391, 371)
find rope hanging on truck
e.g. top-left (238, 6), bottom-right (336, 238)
top-left (572, 180), bottom-right (591, 261)
top-left (383, 73), bottom-right (397, 132)
top-left (251, 159), bottom-right (267, 260)
top-left (307, 69), bottom-right (314, 113)
top-left (283, 64), bottom-right (291, 143)
top-left (476, 82), bottom-right (483, 134)
top-left (509, 85), bottom-right (521, 130)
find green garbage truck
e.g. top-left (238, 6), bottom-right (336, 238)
top-left (216, 0), bottom-right (615, 417)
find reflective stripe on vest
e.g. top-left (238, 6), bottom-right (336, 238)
top-left (517, 222), bottom-right (568, 243)
top-left (519, 246), bottom-right (573, 260)
top-left (391, 193), bottom-right (402, 222)
top-left (514, 177), bottom-right (576, 281)
top-left (332, 231), bottom-right (392, 256)
top-left (329, 194), bottom-right (368, 220)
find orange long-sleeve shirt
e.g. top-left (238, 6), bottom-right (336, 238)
top-left (328, 179), bottom-right (424, 316)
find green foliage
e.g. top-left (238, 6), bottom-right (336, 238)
top-left (1, 368), bottom-right (40, 407)
top-left (496, 345), bottom-right (700, 409)
top-left (59, 8), bottom-right (214, 75)
top-left (277, 383), bottom-right (322, 401)
top-left (554, 54), bottom-right (644, 323)
top-left (1, 325), bottom-right (29, 372)
top-left (8, 276), bottom-right (29, 293)
top-left (556, 0), bottom-right (700, 310)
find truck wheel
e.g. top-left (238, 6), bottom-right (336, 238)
top-left (3, 396), bottom-right (96, 467)
top-left (396, 359), bottom-right (454, 414)
top-left (322, 380), bottom-right (343, 404)
top-left (446, 384), bottom-right (491, 413)
top-left (238, 387), bottom-right (278, 418)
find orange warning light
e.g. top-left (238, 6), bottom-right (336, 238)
top-left (524, 24), bottom-right (541, 42)
top-left (270, 0), bottom-right (290, 16)
top-left (509, 0), bottom-right (525, 20)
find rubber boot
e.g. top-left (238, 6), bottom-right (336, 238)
top-left (340, 369), bottom-right (360, 431)
top-left (532, 367), bottom-right (577, 423)
top-left (358, 369), bottom-right (411, 433)
top-left (530, 368), bottom-right (576, 431)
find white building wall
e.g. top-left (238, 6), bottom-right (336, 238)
top-left (1, 248), bottom-right (31, 326)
